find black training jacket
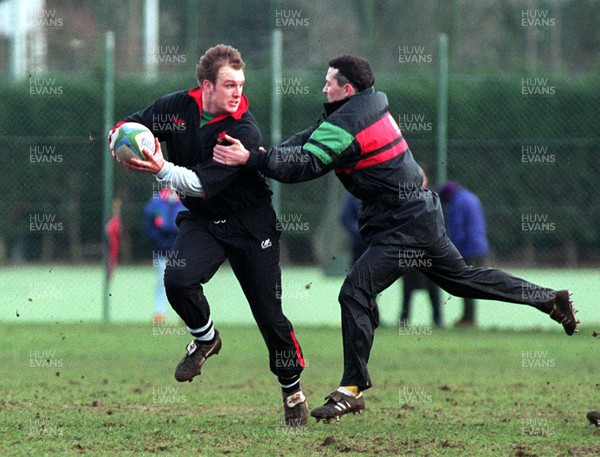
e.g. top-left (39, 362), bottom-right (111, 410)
top-left (119, 88), bottom-right (271, 219)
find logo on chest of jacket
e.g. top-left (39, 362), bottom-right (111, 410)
top-left (261, 239), bottom-right (273, 250)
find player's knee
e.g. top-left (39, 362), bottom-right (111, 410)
top-left (164, 280), bottom-right (207, 310)
top-left (338, 279), bottom-right (357, 307)
top-left (163, 281), bottom-right (178, 307)
top-left (164, 271), bottom-right (195, 299)
top-left (163, 273), bottom-right (179, 294)
top-left (163, 264), bottom-right (189, 291)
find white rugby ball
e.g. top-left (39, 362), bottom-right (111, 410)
top-left (113, 122), bottom-right (155, 162)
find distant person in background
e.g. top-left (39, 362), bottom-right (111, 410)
top-left (340, 191), bottom-right (441, 327)
top-left (438, 181), bottom-right (489, 327)
top-left (105, 197), bottom-right (122, 279)
top-left (400, 268), bottom-right (441, 327)
top-left (145, 188), bottom-right (185, 324)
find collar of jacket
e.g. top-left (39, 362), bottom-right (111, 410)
top-left (187, 87), bottom-right (249, 124)
top-left (323, 87), bottom-right (375, 117)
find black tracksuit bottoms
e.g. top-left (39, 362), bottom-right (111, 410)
top-left (339, 232), bottom-right (556, 390)
top-left (163, 205), bottom-right (305, 381)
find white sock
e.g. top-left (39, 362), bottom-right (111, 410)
top-left (337, 386), bottom-right (356, 397)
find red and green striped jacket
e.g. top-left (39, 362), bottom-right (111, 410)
top-left (246, 88), bottom-right (444, 245)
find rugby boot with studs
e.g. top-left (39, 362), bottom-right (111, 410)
top-left (283, 390), bottom-right (308, 426)
top-left (310, 388), bottom-right (365, 423)
top-left (548, 290), bottom-right (579, 335)
top-left (174, 331), bottom-right (222, 382)
top-left (587, 411), bottom-right (600, 428)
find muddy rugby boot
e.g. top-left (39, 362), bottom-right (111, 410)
top-left (283, 390), bottom-right (308, 426)
top-left (174, 331), bottom-right (222, 382)
top-left (587, 411), bottom-right (600, 427)
top-left (548, 290), bottom-right (579, 336)
top-left (310, 388), bottom-right (365, 423)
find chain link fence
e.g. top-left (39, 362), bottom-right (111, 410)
top-left (1, 1), bottom-right (599, 269)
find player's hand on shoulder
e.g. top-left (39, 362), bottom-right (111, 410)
top-left (213, 134), bottom-right (251, 166)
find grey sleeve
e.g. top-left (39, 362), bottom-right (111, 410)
top-left (155, 161), bottom-right (206, 198)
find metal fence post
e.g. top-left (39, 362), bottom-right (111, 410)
top-left (270, 27), bottom-right (283, 217)
top-left (102, 31), bottom-right (115, 322)
top-left (437, 33), bottom-right (449, 187)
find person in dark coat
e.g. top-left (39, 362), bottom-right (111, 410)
top-left (213, 54), bottom-right (579, 422)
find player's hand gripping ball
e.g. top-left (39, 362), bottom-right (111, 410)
top-left (110, 122), bottom-right (156, 163)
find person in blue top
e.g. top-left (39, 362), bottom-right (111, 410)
top-left (439, 181), bottom-right (489, 327)
top-left (144, 188), bottom-right (186, 323)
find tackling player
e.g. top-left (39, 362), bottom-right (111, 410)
top-left (212, 54), bottom-right (579, 423)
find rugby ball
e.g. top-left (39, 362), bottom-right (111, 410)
top-left (113, 122), bottom-right (155, 162)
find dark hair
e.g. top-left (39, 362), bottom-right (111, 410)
top-left (196, 44), bottom-right (245, 85)
top-left (328, 55), bottom-right (375, 92)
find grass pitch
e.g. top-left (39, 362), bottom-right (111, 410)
top-left (1, 322), bottom-right (598, 456)
top-left (3, 265), bottom-right (599, 331)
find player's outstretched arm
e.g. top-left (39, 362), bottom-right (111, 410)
top-left (214, 127), bottom-right (338, 184)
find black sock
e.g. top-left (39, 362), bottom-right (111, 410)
top-left (279, 375), bottom-right (301, 396)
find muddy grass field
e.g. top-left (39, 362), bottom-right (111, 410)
top-left (1, 322), bottom-right (598, 456)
